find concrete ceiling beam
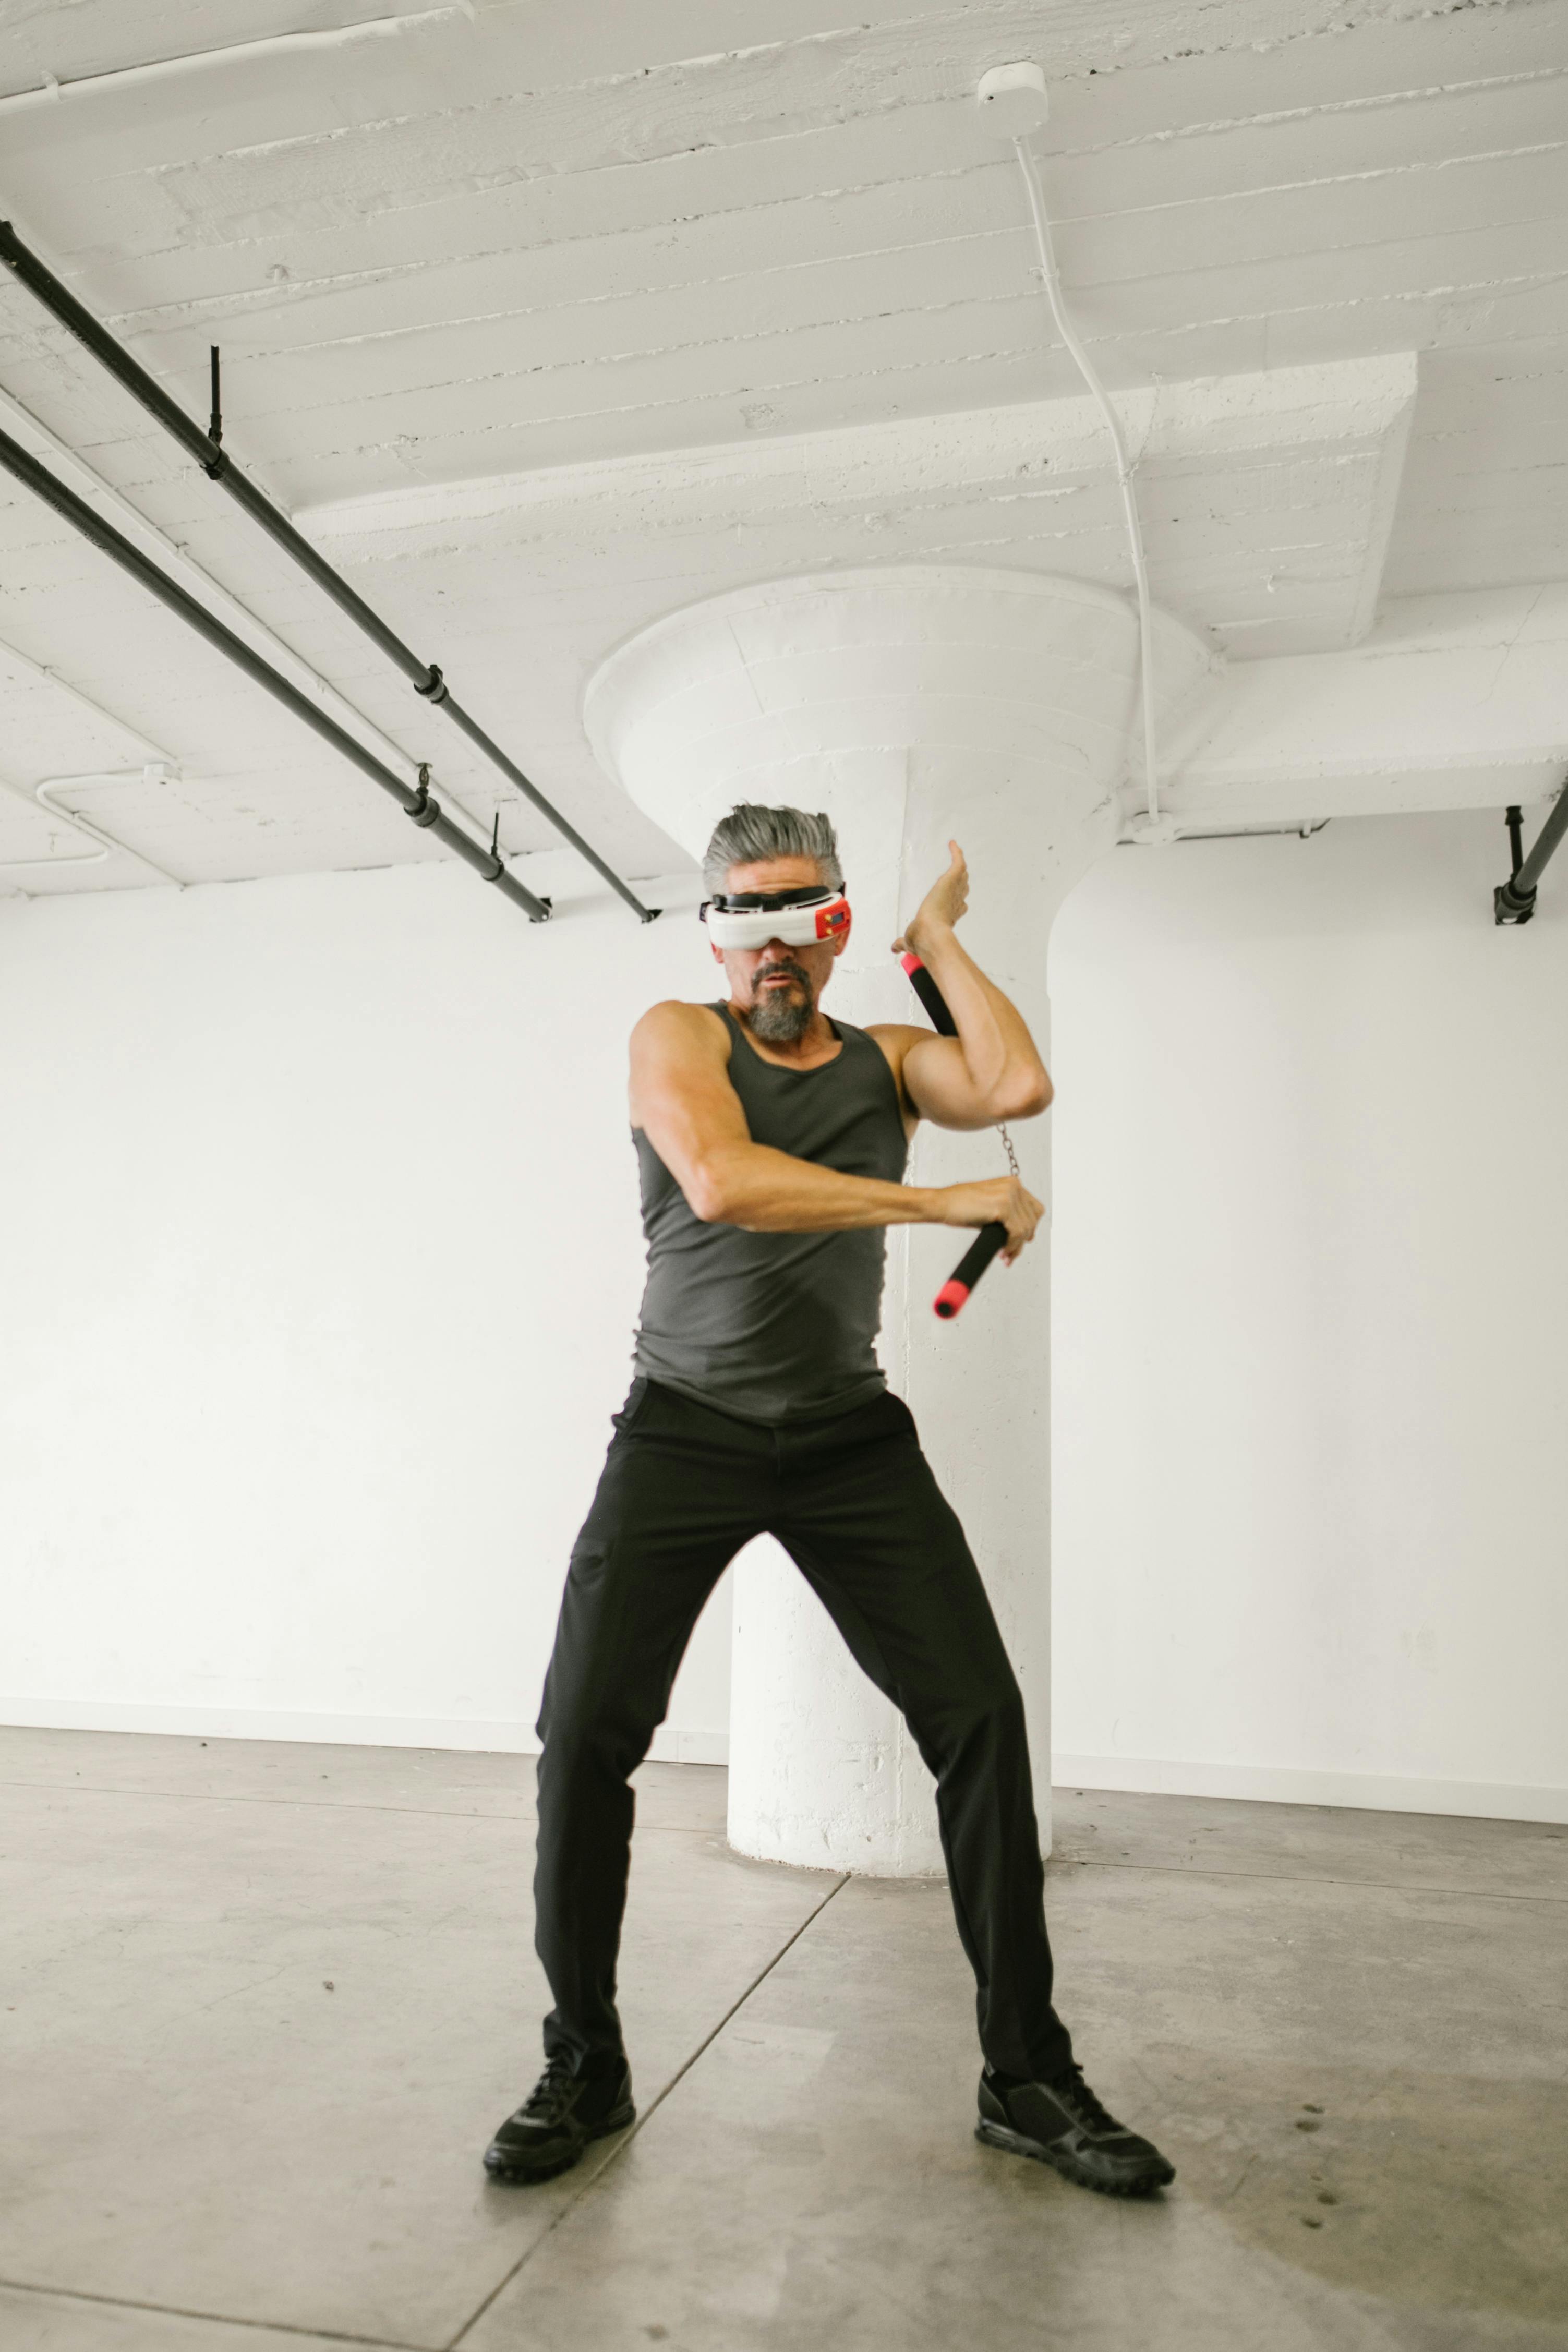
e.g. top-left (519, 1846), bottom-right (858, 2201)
top-left (1150, 584), bottom-right (1568, 831)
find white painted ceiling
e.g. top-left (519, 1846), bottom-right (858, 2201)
top-left (1, 0), bottom-right (1564, 901)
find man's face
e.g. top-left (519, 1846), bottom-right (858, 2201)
top-left (711, 854), bottom-right (851, 1044)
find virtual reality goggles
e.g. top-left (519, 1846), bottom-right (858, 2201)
top-left (699, 886), bottom-right (851, 951)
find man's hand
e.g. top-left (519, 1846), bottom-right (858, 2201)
top-left (893, 840), bottom-right (969, 960)
top-left (938, 1175), bottom-right (1044, 1263)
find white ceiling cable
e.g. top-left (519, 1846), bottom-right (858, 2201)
top-left (979, 64), bottom-right (1168, 842)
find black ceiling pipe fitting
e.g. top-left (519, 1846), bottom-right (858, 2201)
top-left (0, 423), bottom-right (552, 921)
top-left (1495, 784), bottom-right (1568, 926)
top-left (0, 219), bottom-right (659, 925)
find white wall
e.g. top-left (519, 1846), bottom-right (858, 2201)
top-left (10, 809), bottom-right (1567, 1824)
top-left (0, 860), bottom-right (733, 1761)
top-left (1049, 809), bottom-right (1568, 1823)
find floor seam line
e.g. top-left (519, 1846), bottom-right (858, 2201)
top-left (0, 2273), bottom-right (430, 2350)
top-left (0, 1779), bottom-right (727, 1834)
top-left (444, 1871), bottom-right (851, 2350)
top-left (0, 1779), bottom-right (546, 1825)
top-left (1050, 1857), bottom-right (1568, 1903)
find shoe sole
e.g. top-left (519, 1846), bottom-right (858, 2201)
top-left (975, 2118), bottom-right (1175, 2198)
top-left (483, 2100), bottom-right (637, 2185)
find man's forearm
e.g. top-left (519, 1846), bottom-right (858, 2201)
top-left (693, 1140), bottom-right (942, 1233)
top-left (909, 921), bottom-right (1047, 1106)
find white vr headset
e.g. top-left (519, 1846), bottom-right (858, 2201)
top-left (700, 886), bottom-right (851, 951)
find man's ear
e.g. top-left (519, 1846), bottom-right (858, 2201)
top-left (710, 940), bottom-right (725, 965)
top-left (829, 909), bottom-right (853, 958)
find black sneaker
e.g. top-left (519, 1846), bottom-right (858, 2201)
top-left (976, 2061), bottom-right (1175, 2197)
top-left (483, 2055), bottom-right (635, 2184)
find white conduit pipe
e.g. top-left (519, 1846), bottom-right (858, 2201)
top-left (0, 784), bottom-right (107, 872)
top-left (0, 8), bottom-right (469, 116)
top-left (0, 631), bottom-right (186, 884)
top-left (1011, 135), bottom-right (1163, 835)
top-left (0, 767), bottom-right (184, 884)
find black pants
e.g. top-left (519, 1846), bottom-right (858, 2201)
top-left (534, 1377), bottom-right (1072, 2083)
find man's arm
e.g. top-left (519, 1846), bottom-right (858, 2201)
top-left (888, 843), bottom-right (1053, 1131)
top-left (630, 1002), bottom-right (1042, 1255)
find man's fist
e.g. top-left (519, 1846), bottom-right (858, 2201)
top-left (938, 1175), bottom-right (1044, 1262)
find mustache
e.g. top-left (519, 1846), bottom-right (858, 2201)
top-left (753, 958), bottom-right (811, 988)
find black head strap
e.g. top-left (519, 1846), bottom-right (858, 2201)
top-left (706, 885), bottom-right (838, 913)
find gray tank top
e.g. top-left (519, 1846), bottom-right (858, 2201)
top-left (631, 1003), bottom-right (909, 1425)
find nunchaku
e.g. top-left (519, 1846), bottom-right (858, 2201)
top-left (898, 951), bottom-right (1017, 1321)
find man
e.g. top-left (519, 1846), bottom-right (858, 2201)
top-left (485, 803), bottom-right (1174, 2199)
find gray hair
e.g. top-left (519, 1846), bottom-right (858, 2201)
top-left (702, 803), bottom-right (843, 894)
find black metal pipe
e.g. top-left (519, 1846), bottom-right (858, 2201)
top-left (0, 423), bottom-right (552, 921)
top-left (0, 219), bottom-right (659, 924)
top-left (1495, 785), bottom-right (1568, 926)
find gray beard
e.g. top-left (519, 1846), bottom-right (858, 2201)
top-left (748, 963), bottom-right (815, 1044)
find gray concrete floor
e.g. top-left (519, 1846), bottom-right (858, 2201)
top-left (2, 1730), bottom-right (1565, 2352)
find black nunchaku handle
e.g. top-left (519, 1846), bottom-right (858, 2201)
top-left (899, 948), bottom-right (957, 1039)
top-left (898, 952), bottom-right (1009, 1320)
top-left (934, 1221), bottom-right (1010, 1319)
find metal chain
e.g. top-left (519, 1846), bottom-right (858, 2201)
top-left (997, 1121), bottom-right (1020, 1181)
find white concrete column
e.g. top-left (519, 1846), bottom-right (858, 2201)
top-left (585, 567), bottom-right (1207, 1874)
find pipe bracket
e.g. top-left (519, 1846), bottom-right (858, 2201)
top-left (405, 763), bottom-right (441, 828)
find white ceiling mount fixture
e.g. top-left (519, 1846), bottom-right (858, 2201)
top-left (976, 61), bottom-right (1049, 138)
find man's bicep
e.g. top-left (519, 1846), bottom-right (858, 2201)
top-left (899, 1032), bottom-right (999, 1131)
top-left (630, 1007), bottom-right (751, 1188)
